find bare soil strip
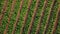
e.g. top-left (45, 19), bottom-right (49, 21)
top-left (20, 0), bottom-right (32, 34)
top-left (0, 0), bottom-right (8, 26)
top-left (51, 2), bottom-right (60, 34)
top-left (43, 0), bottom-right (56, 34)
top-left (3, 0), bottom-right (16, 34)
top-left (35, 0), bottom-right (48, 34)
top-left (11, 0), bottom-right (24, 34)
top-left (27, 0), bottom-right (40, 34)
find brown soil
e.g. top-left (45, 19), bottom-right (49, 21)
top-left (43, 0), bottom-right (56, 34)
top-left (11, 0), bottom-right (24, 34)
top-left (35, 0), bottom-right (48, 34)
top-left (20, 0), bottom-right (32, 34)
top-left (3, 0), bottom-right (16, 34)
top-left (0, 0), bottom-right (8, 26)
top-left (27, 0), bottom-right (40, 34)
top-left (51, 3), bottom-right (60, 34)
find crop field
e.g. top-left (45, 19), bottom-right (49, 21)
top-left (0, 0), bottom-right (60, 34)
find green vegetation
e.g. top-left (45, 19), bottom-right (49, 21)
top-left (0, 0), bottom-right (60, 34)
